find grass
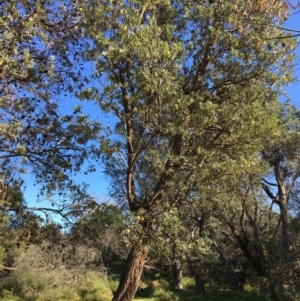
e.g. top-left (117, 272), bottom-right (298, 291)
top-left (0, 270), bottom-right (271, 301)
top-left (134, 280), bottom-right (270, 301)
top-left (0, 270), bottom-right (113, 301)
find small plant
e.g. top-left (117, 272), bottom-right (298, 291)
top-left (0, 270), bottom-right (46, 300)
top-left (76, 272), bottom-right (113, 301)
top-left (0, 289), bottom-right (20, 301)
top-left (107, 277), bottom-right (119, 294)
top-left (182, 277), bottom-right (194, 290)
top-left (153, 291), bottom-right (179, 301)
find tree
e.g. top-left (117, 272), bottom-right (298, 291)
top-left (213, 119), bottom-right (300, 301)
top-left (69, 203), bottom-right (128, 269)
top-left (261, 103), bottom-right (300, 298)
top-left (77, 1), bottom-right (296, 300)
top-left (0, 184), bottom-right (40, 271)
top-left (216, 175), bottom-right (283, 299)
top-left (0, 0), bottom-right (100, 198)
top-left (0, 0), bottom-right (103, 239)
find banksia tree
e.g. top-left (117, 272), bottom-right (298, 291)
top-left (78, 0), bottom-right (295, 300)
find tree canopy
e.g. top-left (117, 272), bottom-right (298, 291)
top-left (76, 0), bottom-right (297, 300)
top-left (0, 0), bottom-right (100, 196)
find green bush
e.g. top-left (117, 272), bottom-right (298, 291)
top-left (182, 277), bottom-right (194, 290)
top-left (77, 272), bottom-right (113, 301)
top-left (107, 277), bottom-right (120, 293)
top-left (0, 270), bottom-right (47, 300)
top-left (0, 289), bottom-right (20, 301)
top-left (153, 291), bottom-right (179, 301)
top-left (0, 269), bottom-right (113, 301)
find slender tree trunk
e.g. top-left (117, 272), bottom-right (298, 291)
top-left (269, 281), bottom-right (280, 301)
top-left (173, 258), bottom-right (183, 290)
top-left (112, 243), bottom-right (150, 301)
top-left (277, 178), bottom-right (298, 300)
top-left (189, 261), bottom-right (206, 297)
top-left (195, 272), bottom-right (206, 296)
top-left (278, 201), bottom-right (297, 300)
top-left (275, 173), bottom-right (295, 256)
top-left (280, 204), bottom-right (294, 254)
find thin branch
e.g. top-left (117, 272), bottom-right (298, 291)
top-left (261, 183), bottom-right (280, 205)
top-left (262, 178), bottom-right (278, 187)
top-left (219, 229), bottom-right (240, 247)
top-left (0, 265), bottom-right (18, 270)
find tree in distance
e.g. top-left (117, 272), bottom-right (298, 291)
top-left (0, 0), bottom-right (101, 224)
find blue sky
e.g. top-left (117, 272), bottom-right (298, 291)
top-left (284, 9), bottom-right (300, 104)
top-left (23, 6), bottom-right (300, 215)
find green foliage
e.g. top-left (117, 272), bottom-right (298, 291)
top-left (77, 1), bottom-right (299, 297)
top-left (1, 1), bottom-right (300, 301)
top-left (0, 270), bottom-right (50, 300)
top-left (77, 272), bottom-right (113, 301)
top-left (181, 277), bottom-right (194, 290)
top-left (69, 203), bottom-right (129, 270)
top-left (108, 278), bottom-right (120, 293)
top-left (0, 270), bottom-right (113, 301)
top-left (1, 289), bottom-right (20, 301)
top-left (78, 0), bottom-right (297, 245)
top-left (153, 291), bottom-right (179, 301)
top-left (0, 185), bottom-right (41, 270)
top-left (0, 278), bottom-right (273, 301)
top-left (133, 280), bottom-right (271, 301)
top-left (0, 0), bottom-right (101, 206)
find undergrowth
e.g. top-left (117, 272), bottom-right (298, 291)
top-left (0, 271), bottom-right (273, 301)
top-left (0, 269), bottom-right (113, 301)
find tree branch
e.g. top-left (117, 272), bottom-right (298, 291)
top-left (262, 178), bottom-right (278, 187)
top-left (261, 183), bottom-right (280, 206)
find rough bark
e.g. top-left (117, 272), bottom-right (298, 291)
top-left (111, 244), bottom-right (150, 301)
top-left (173, 258), bottom-right (183, 290)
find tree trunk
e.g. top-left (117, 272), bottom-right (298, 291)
top-left (112, 243), bottom-right (150, 301)
top-left (189, 260), bottom-right (206, 296)
top-left (269, 281), bottom-right (280, 301)
top-left (280, 204), bottom-right (294, 254)
top-left (227, 268), bottom-right (245, 291)
top-left (173, 258), bottom-right (183, 290)
top-left (195, 272), bottom-right (206, 296)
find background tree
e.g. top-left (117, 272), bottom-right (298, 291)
top-left (69, 203), bottom-right (128, 273)
top-left (0, 184), bottom-right (40, 272)
top-left (0, 0), bottom-right (100, 200)
top-left (261, 103), bottom-right (300, 298)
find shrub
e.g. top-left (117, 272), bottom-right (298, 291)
top-left (153, 291), bottom-right (179, 301)
top-left (0, 269), bottom-right (112, 301)
top-left (182, 277), bottom-right (194, 290)
top-left (0, 289), bottom-right (20, 301)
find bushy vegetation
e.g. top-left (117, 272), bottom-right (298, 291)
top-left (0, 270), bottom-right (113, 301)
top-left (1, 0), bottom-right (300, 301)
top-left (0, 269), bottom-right (272, 301)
